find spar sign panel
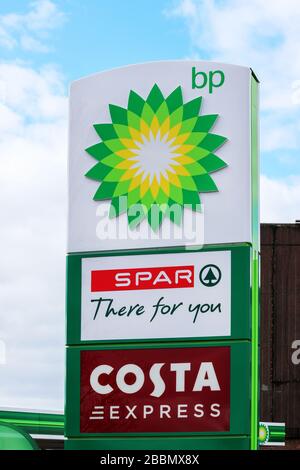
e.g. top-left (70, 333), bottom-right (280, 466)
top-left (81, 250), bottom-right (231, 341)
top-left (80, 346), bottom-right (230, 433)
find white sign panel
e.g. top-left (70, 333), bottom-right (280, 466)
top-left (81, 251), bottom-right (231, 341)
top-left (68, 60), bottom-right (254, 252)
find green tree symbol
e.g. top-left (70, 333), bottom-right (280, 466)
top-left (200, 264), bottom-right (221, 287)
top-left (204, 268), bottom-right (217, 286)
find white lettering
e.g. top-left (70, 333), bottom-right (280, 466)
top-left (194, 403), bottom-right (204, 418)
top-left (110, 405), bottom-right (120, 419)
top-left (160, 405), bottom-right (171, 418)
top-left (178, 404), bottom-right (188, 418)
top-left (210, 403), bottom-right (221, 417)
top-left (90, 365), bottom-right (113, 394)
top-left (149, 363), bottom-right (165, 397)
top-left (291, 340), bottom-right (300, 365)
top-left (125, 405), bottom-right (137, 419)
top-left (143, 405), bottom-right (154, 418)
top-left (115, 272), bottom-right (130, 287)
top-left (135, 271), bottom-right (152, 285)
top-left (153, 271), bottom-right (172, 285)
top-left (175, 269), bottom-right (193, 284)
top-left (193, 362), bottom-right (220, 391)
top-left (90, 361), bottom-right (222, 396)
top-left (170, 363), bottom-right (191, 392)
top-left (116, 364), bottom-right (144, 394)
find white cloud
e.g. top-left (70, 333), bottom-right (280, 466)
top-left (0, 1), bottom-right (65, 53)
top-left (0, 63), bottom-right (66, 120)
top-left (167, 0), bottom-right (300, 223)
top-left (260, 111), bottom-right (300, 153)
top-left (0, 62), bottom-right (67, 410)
top-left (261, 175), bottom-right (300, 223)
top-left (168, 0), bottom-right (300, 83)
top-left (0, 25), bottom-right (16, 49)
top-left (167, 0), bottom-right (300, 153)
top-left (20, 34), bottom-right (50, 53)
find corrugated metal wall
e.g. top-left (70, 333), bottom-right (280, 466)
top-left (261, 223), bottom-right (300, 438)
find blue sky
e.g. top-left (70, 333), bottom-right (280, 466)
top-left (0, 0), bottom-right (299, 410)
top-left (1, 0), bottom-right (299, 181)
top-left (0, 1), bottom-right (189, 79)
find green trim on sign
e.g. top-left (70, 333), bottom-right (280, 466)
top-left (66, 244), bottom-right (251, 345)
top-left (250, 73), bottom-right (260, 451)
top-left (251, 75), bottom-right (259, 252)
top-left (65, 436), bottom-right (251, 450)
top-left (65, 341), bottom-right (251, 440)
top-left (250, 253), bottom-right (259, 450)
top-left (68, 242), bottom-right (251, 257)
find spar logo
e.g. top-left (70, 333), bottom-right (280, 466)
top-left (91, 265), bottom-right (194, 291)
top-left (80, 347), bottom-right (230, 433)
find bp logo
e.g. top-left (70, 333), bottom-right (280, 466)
top-left (258, 423), bottom-right (270, 445)
top-left (85, 84), bottom-right (228, 230)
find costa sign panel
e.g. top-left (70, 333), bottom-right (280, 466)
top-left (80, 346), bottom-right (230, 433)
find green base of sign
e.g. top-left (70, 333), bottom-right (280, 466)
top-left (64, 436), bottom-right (251, 450)
top-left (65, 244), bottom-right (259, 450)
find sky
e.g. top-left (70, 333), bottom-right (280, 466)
top-left (0, 0), bottom-right (299, 410)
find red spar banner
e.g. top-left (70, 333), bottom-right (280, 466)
top-left (91, 265), bottom-right (195, 292)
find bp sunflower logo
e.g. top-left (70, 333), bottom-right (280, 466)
top-left (85, 84), bottom-right (228, 230)
top-left (258, 423), bottom-right (270, 445)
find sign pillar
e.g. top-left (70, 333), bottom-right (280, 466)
top-left (65, 61), bottom-right (260, 450)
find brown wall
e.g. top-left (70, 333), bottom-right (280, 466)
top-left (261, 223), bottom-right (300, 438)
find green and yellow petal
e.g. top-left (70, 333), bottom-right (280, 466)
top-left (85, 84), bottom-right (228, 231)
